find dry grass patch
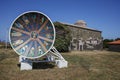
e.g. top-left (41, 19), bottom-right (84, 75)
top-left (0, 48), bottom-right (120, 80)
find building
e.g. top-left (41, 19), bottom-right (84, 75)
top-left (58, 20), bottom-right (103, 51)
top-left (108, 40), bottom-right (120, 52)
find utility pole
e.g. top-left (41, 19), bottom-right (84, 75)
top-left (6, 29), bottom-right (8, 49)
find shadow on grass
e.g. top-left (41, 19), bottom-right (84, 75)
top-left (33, 62), bottom-right (55, 69)
top-left (17, 63), bottom-right (21, 68)
top-left (17, 62), bottom-right (55, 69)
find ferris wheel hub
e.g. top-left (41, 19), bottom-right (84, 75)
top-left (30, 31), bottom-right (39, 39)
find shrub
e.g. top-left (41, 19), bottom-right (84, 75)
top-left (54, 22), bottom-right (71, 52)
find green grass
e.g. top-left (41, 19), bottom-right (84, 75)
top-left (0, 49), bottom-right (120, 80)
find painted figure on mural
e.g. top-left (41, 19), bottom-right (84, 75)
top-left (71, 37), bottom-right (102, 50)
top-left (78, 38), bottom-right (84, 51)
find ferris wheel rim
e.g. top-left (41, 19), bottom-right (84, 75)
top-left (9, 11), bottom-right (56, 59)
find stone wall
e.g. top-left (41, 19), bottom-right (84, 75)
top-left (67, 25), bottom-right (103, 51)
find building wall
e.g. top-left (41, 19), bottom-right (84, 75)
top-left (108, 44), bottom-right (120, 52)
top-left (67, 26), bottom-right (103, 51)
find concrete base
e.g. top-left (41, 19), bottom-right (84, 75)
top-left (21, 62), bottom-right (32, 70)
top-left (55, 60), bottom-right (68, 68)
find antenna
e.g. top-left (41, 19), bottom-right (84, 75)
top-left (9, 11), bottom-right (68, 70)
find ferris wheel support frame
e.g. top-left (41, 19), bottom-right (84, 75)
top-left (19, 47), bottom-right (68, 70)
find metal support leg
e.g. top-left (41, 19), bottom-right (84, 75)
top-left (47, 47), bottom-right (68, 68)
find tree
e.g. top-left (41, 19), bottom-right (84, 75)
top-left (115, 38), bottom-right (120, 41)
top-left (103, 39), bottom-right (113, 48)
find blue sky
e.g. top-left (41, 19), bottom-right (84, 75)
top-left (0, 0), bottom-right (120, 41)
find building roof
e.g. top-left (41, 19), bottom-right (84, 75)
top-left (59, 22), bottom-right (102, 32)
top-left (108, 40), bottom-right (120, 45)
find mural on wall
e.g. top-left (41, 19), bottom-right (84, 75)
top-left (70, 37), bottom-right (102, 51)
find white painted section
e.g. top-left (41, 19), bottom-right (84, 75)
top-left (21, 62), bottom-right (32, 70)
top-left (19, 56), bottom-right (26, 62)
top-left (55, 60), bottom-right (68, 68)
